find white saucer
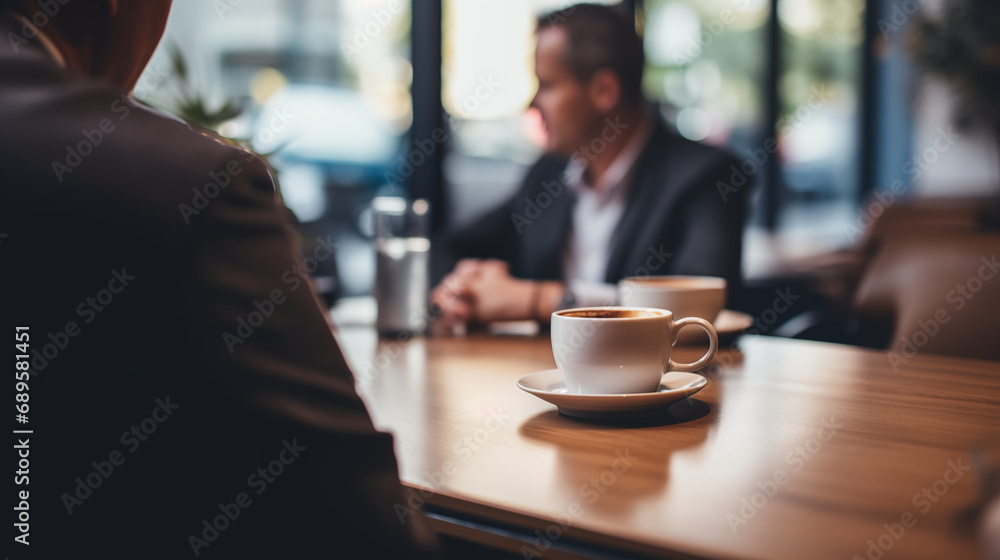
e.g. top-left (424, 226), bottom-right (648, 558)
top-left (675, 309), bottom-right (753, 345)
top-left (516, 369), bottom-right (708, 419)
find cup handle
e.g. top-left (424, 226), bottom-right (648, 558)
top-left (667, 317), bottom-right (718, 372)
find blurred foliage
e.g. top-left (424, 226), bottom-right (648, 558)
top-left (910, 0), bottom-right (1000, 128)
top-left (161, 45), bottom-right (243, 129)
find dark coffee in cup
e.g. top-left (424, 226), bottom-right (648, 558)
top-left (558, 309), bottom-right (659, 319)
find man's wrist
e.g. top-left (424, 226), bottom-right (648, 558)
top-left (532, 282), bottom-right (566, 322)
top-left (527, 281), bottom-right (542, 321)
top-left (556, 286), bottom-right (576, 311)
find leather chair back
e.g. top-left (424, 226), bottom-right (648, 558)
top-left (854, 228), bottom-right (1000, 362)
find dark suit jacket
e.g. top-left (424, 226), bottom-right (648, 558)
top-left (0, 18), bottom-right (436, 559)
top-left (434, 117), bottom-right (746, 307)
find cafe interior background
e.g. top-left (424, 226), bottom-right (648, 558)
top-left (136, 0), bottom-right (998, 353)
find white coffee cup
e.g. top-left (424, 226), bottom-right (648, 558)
top-left (618, 276), bottom-right (727, 323)
top-left (551, 307), bottom-right (718, 394)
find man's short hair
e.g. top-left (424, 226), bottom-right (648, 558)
top-left (1, 0), bottom-right (107, 42)
top-left (537, 3), bottom-right (645, 106)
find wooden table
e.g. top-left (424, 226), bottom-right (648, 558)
top-left (333, 307), bottom-right (1000, 559)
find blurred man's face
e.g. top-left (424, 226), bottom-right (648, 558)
top-left (530, 27), bottom-right (601, 157)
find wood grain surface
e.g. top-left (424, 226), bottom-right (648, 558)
top-left (335, 320), bottom-right (1000, 559)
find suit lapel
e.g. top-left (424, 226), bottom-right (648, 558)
top-left (604, 121), bottom-right (675, 282)
top-left (519, 165), bottom-right (576, 280)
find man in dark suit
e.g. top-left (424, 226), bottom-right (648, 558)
top-left (0, 1), bottom-right (437, 558)
top-left (431, 4), bottom-right (745, 325)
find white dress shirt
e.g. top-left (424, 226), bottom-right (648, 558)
top-left (561, 118), bottom-right (652, 307)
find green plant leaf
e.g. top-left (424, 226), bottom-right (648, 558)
top-left (169, 45), bottom-right (188, 82)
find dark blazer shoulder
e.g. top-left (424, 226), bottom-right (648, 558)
top-left (0, 47), bottom-right (272, 257)
top-left (518, 152), bottom-right (569, 195)
top-left (646, 125), bottom-right (741, 184)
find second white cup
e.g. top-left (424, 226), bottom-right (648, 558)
top-left (617, 276), bottom-right (727, 323)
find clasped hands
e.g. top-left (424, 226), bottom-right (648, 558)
top-left (430, 259), bottom-right (563, 327)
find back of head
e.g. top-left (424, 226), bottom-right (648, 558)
top-left (1, 0), bottom-right (114, 39)
top-left (1, 0), bottom-right (172, 91)
top-left (536, 3), bottom-right (645, 106)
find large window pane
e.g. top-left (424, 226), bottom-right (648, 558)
top-left (643, 0), bottom-right (769, 150)
top-left (777, 0), bottom-right (863, 250)
top-left (643, 0), bottom-right (865, 270)
top-left (140, 0), bottom-right (412, 296)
